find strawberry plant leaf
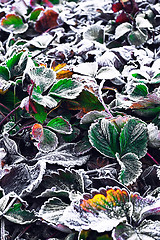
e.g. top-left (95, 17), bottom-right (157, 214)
top-left (130, 83), bottom-right (148, 98)
top-left (116, 153), bottom-right (142, 185)
top-left (47, 116), bottom-right (72, 134)
top-left (29, 8), bottom-right (44, 22)
top-left (80, 110), bottom-right (109, 125)
top-left (115, 22), bottom-right (132, 39)
top-left (60, 187), bottom-right (131, 232)
top-left (38, 197), bottom-right (68, 225)
top-left (49, 79), bottom-right (83, 99)
top-left (34, 143), bottom-right (90, 167)
top-left (28, 66), bottom-right (56, 92)
top-left (73, 62), bottom-right (98, 77)
top-left (5, 203), bottom-right (36, 224)
top-left (1, 14), bottom-right (28, 34)
top-left (83, 25), bottom-right (104, 44)
top-left (66, 90), bottom-right (104, 113)
top-left (6, 52), bottom-right (26, 78)
top-left (88, 118), bottom-right (119, 159)
top-left (73, 136), bottom-right (92, 156)
top-left (128, 29), bottom-right (148, 47)
top-left (0, 161), bottom-right (46, 197)
top-left (0, 66), bottom-right (10, 80)
top-left (37, 128), bottom-right (58, 152)
top-left (35, 9), bottom-right (58, 33)
top-left (96, 67), bottom-right (120, 80)
top-left (112, 220), bottom-right (160, 240)
top-left (32, 102), bottom-right (47, 124)
top-left (119, 118), bottom-right (148, 158)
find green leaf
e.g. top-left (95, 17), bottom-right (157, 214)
top-left (66, 90), bottom-right (104, 113)
top-left (83, 24), bottom-right (104, 43)
top-left (130, 83), bottom-right (148, 97)
top-left (29, 8), bottom-right (44, 21)
top-left (88, 118), bottom-right (119, 159)
top-left (6, 52), bottom-right (25, 78)
top-left (5, 203), bottom-right (36, 224)
top-left (47, 116), bottom-right (72, 134)
top-left (32, 85), bottom-right (59, 108)
top-left (112, 220), bottom-right (160, 240)
top-left (38, 128), bottom-right (58, 152)
top-left (151, 73), bottom-right (160, 84)
top-left (115, 22), bottom-right (132, 39)
top-left (49, 79), bottom-right (83, 99)
top-left (116, 153), bottom-right (142, 185)
top-left (1, 14), bottom-right (28, 34)
top-left (119, 118), bottom-right (148, 158)
top-left (38, 197), bottom-right (68, 225)
top-left (28, 66), bottom-right (56, 92)
top-left (128, 29), bottom-right (148, 46)
top-left (0, 66), bottom-right (10, 80)
top-left (32, 102), bottom-right (47, 124)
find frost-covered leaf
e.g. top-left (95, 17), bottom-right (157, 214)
top-left (0, 133), bottom-right (25, 164)
top-left (0, 161), bottom-right (46, 197)
top-left (0, 66), bottom-right (10, 80)
top-left (28, 66), bottom-right (56, 92)
top-left (32, 102), bottom-right (47, 124)
top-left (73, 136), bottom-right (92, 156)
top-left (116, 153), bottom-right (142, 185)
top-left (119, 118), bottom-right (148, 158)
top-left (60, 187), bottom-right (130, 232)
top-left (128, 29), bottom-right (148, 47)
top-left (73, 62), bottom-right (98, 77)
top-left (39, 197), bottom-right (68, 225)
top-left (5, 203), bottom-right (36, 224)
top-left (140, 198), bottom-right (160, 220)
top-left (35, 143), bottom-right (90, 167)
top-left (80, 111), bottom-right (109, 124)
top-left (29, 8), bottom-right (44, 22)
top-left (83, 25), bottom-right (104, 44)
top-left (29, 33), bottom-right (54, 49)
top-left (35, 169), bottom-right (84, 198)
top-left (37, 128), bottom-right (58, 152)
top-left (6, 52), bottom-right (27, 78)
top-left (131, 192), bottom-right (156, 222)
top-left (147, 123), bottom-right (160, 148)
top-left (49, 79), bottom-right (83, 99)
top-left (151, 73), bottom-right (160, 84)
top-left (35, 9), bottom-right (59, 33)
top-left (136, 14), bottom-right (153, 29)
top-left (112, 220), bottom-right (160, 240)
top-left (96, 67), bottom-right (120, 80)
top-left (1, 14), bottom-right (28, 34)
top-left (130, 83), bottom-right (148, 98)
top-left (47, 116), bottom-right (72, 134)
top-left (32, 86), bottom-right (59, 108)
top-left (115, 23), bottom-right (132, 39)
top-left (3, 121), bottom-right (20, 136)
top-left (88, 118), bottom-right (119, 159)
top-left (67, 90), bottom-right (104, 113)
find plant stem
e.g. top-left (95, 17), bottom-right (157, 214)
top-left (0, 105), bottom-right (20, 127)
top-left (0, 103), bottom-right (10, 112)
top-left (1, 218), bottom-right (5, 240)
top-left (147, 152), bottom-right (159, 165)
top-left (99, 79), bottom-right (113, 118)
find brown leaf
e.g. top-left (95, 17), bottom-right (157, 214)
top-left (35, 10), bottom-right (58, 33)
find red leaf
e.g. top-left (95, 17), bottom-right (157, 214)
top-left (30, 0), bottom-right (53, 7)
top-left (35, 9), bottom-right (58, 33)
top-left (112, 2), bottom-right (123, 12)
top-left (116, 11), bottom-right (130, 23)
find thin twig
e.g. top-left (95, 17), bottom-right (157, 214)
top-left (0, 105), bottom-right (20, 127)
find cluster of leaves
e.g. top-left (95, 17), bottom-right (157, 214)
top-left (0, 0), bottom-right (160, 239)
